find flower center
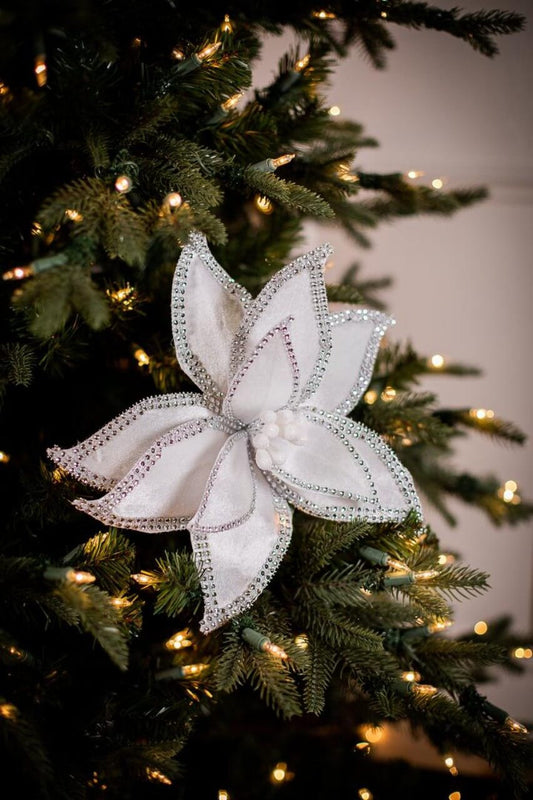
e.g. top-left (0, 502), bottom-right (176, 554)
top-left (251, 409), bottom-right (307, 471)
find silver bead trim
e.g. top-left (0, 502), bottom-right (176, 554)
top-left (192, 488), bottom-right (293, 633)
top-left (268, 408), bottom-right (422, 523)
top-left (71, 416), bottom-right (237, 533)
top-left (321, 309), bottom-right (394, 415)
top-left (229, 243), bottom-right (333, 403)
top-left (47, 392), bottom-right (212, 491)
top-left (191, 431), bottom-right (257, 534)
top-left (172, 232), bottom-right (253, 410)
top-left (223, 317), bottom-right (300, 422)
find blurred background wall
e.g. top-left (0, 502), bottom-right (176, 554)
top-left (256, 0), bottom-right (533, 722)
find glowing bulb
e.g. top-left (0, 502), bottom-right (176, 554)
top-left (411, 684), bottom-right (438, 697)
top-left (115, 175), bottom-right (132, 193)
top-left (65, 209), bottom-right (83, 222)
top-left (197, 41), bottom-right (222, 61)
top-left (414, 569), bottom-right (439, 582)
top-left (166, 629), bottom-right (193, 650)
top-left (132, 37), bottom-right (142, 48)
top-left (449, 766), bottom-right (459, 776)
top-left (363, 725), bottom-right (383, 743)
top-left (312, 10), bottom-right (337, 18)
top-left (438, 553), bottom-right (455, 566)
top-left (254, 195), bottom-right (274, 215)
top-left (429, 353), bottom-right (445, 369)
top-left (523, 648), bottom-right (533, 659)
top-left (505, 717), bottom-right (528, 734)
top-left (221, 93), bottom-right (243, 112)
top-left (444, 755), bottom-right (454, 768)
top-left (337, 164), bottom-right (359, 182)
top-left (387, 557), bottom-right (410, 572)
top-left (401, 671), bottom-right (421, 683)
top-left (358, 788), bottom-right (373, 800)
top-left (146, 768), bottom-right (172, 785)
top-left (31, 221), bottom-right (42, 236)
top-left (111, 596), bottom-right (131, 608)
top-left (328, 105), bottom-right (341, 116)
top-left (132, 572), bottom-right (152, 585)
top-left (0, 82), bottom-right (9, 96)
top-left (263, 641), bottom-right (288, 659)
top-left (354, 742), bottom-right (371, 752)
top-left (432, 178), bottom-right (444, 190)
top-left (294, 634), bottom-right (309, 649)
top-left (449, 793), bottom-right (461, 800)
top-left (0, 451), bottom-right (11, 463)
top-left (407, 170), bottom-right (424, 179)
top-left (180, 663), bottom-right (208, 677)
top-left (0, 703), bottom-right (17, 719)
top-left (221, 14), bottom-right (233, 33)
top-left (271, 153), bottom-right (296, 168)
top-left (134, 348), bottom-right (150, 367)
top-left (270, 762), bottom-right (294, 783)
top-left (505, 480), bottom-right (518, 492)
top-left (34, 55), bottom-right (47, 87)
top-left (171, 47), bottom-right (185, 61)
top-left (474, 620), bottom-right (488, 635)
top-left (107, 284), bottom-right (137, 310)
top-left (3, 265), bottom-right (33, 281)
top-left (294, 54), bottom-right (310, 72)
top-left (364, 389), bottom-right (378, 405)
top-left (218, 791), bottom-right (230, 800)
top-left (427, 618), bottom-right (452, 633)
top-left (381, 386), bottom-right (396, 402)
top-left (65, 570), bottom-right (95, 585)
top-left (381, 10), bottom-right (388, 17)
top-left (164, 192), bottom-right (183, 209)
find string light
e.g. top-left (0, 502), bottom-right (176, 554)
top-left (449, 793), bottom-right (461, 800)
top-left (156, 663), bottom-right (208, 681)
top-left (381, 386), bottom-right (396, 402)
top-left (218, 791), bottom-right (230, 800)
top-left (294, 634), bottom-right (309, 649)
top-left (221, 14), bottom-right (233, 33)
top-left (3, 265), bottom-right (34, 281)
top-left (362, 725), bottom-right (383, 743)
top-left (146, 767), bottom-right (172, 785)
top-left (0, 703), bottom-right (17, 719)
top-left (165, 629), bottom-right (193, 650)
top-left (241, 627), bottom-right (288, 659)
top-left (354, 741), bottom-right (371, 753)
top-left (473, 620), bottom-right (488, 635)
top-left (504, 717), bottom-right (528, 734)
top-left (3, 252), bottom-right (69, 281)
top-left (270, 762), bottom-right (294, 784)
top-left (31, 221), bottom-right (42, 236)
top-left (134, 348), bottom-right (150, 367)
top-left (197, 42), bottom-right (222, 61)
top-left (115, 175), bottom-right (132, 193)
top-left (513, 647), bottom-right (533, 659)
top-left (328, 105), bottom-right (341, 116)
top-left (469, 407), bottom-right (495, 420)
top-left (254, 195), bottom-right (274, 215)
top-left (65, 209), bottom-right (83, 222)
top-left (0, 451), bottom-right (11, 463)
top-left (444, 755), bottom-right (454, 769)
top-left (427, 618), bottom-right (453, 633)
top-left (359, 545), bottom-right (410, 573)
top-left (437, 553), bottom-right (456, 566)
top-left (312, 10), bottom-right (337, 19)
top-left (110, 596), bottom-right (132, 609)
top-left (131, 572), bottom-right (153, 585)
top-left (401, 670), bottom-right (421, 682)
top-left (107, 284), bottom-right (138, 311)
top-left (498, 479), bottom-right (521, 505)
top-left (406, 170), bottom-right (425, 179)
top-left (251, 153), bottom-right (296, 172)
top-left (0, 81), bottom-right (10, 96)
top-left (295, 53), bottom-right (311, 72)
top-left (429, 353), bottom-right (445, 369)
top-left (34, 54), bottom-right (47, 87)
top-left (381, 10), bottom-right (388, 18)
top-left (432, 177), bottom-right (444, 189)
top-left (175, 41), bottom-right (221, 75)
top-left (44, 566), bottom-right (95, 585)
top-left (221, 92), bottom-right (243, 112)
top-left (364, 389), bottom-right (378, 405)
top-left (171, 47), bottom-right (185, 61)
top-left (358, 789), bottom-right (373, 800)
top-left (164, 192), bottom-right (183, 211)
top-left (410, 683), bottom-right (438, 697)
top-left (414, 569), bottom-right (439, 582)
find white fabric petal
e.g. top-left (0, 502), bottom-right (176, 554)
top-left (191, 431), bottom-right (256, 532)
top-left (190, 469), bottom-right (293, 633)
top-left (172, 233), bottom-right (252, 402)
top-left (223, 320), bottom-right (299, 424)
top-left (47, 393), bottom-right (213, 490)
top-left (306, 309), bottom-right (393, 415)
top-left (268, 409), bottom-right (421, 523)
top-left (230, 244), bottom-right (332, 403)
top-left (71, 418), bottom-right (230, 532)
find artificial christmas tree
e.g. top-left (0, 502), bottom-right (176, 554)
top-left (0, 2), bottom-right (531, 798)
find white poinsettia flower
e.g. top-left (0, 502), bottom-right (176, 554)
top-left (48, 233), bottom-right (421, 632)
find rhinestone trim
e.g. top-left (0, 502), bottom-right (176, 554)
top-left (320, 309), bottom-right (394, 415)
top-left (47, 392), bottom-right (212, 491)
top-left (72, 416), bottom-right (237, 533)
top-left (192, 488), bottom-right (293, 633)
top-left (268, 408), bottom-right (422, 523)
top-left (172, 233), bottom-right (253, 410)
top-left (229, 243), bottom-right (333, 403)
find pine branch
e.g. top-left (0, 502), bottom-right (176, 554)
top-left (151, 551), bottom-right (203, 618)
top-left (65, 530), bottom-right (136, 595)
